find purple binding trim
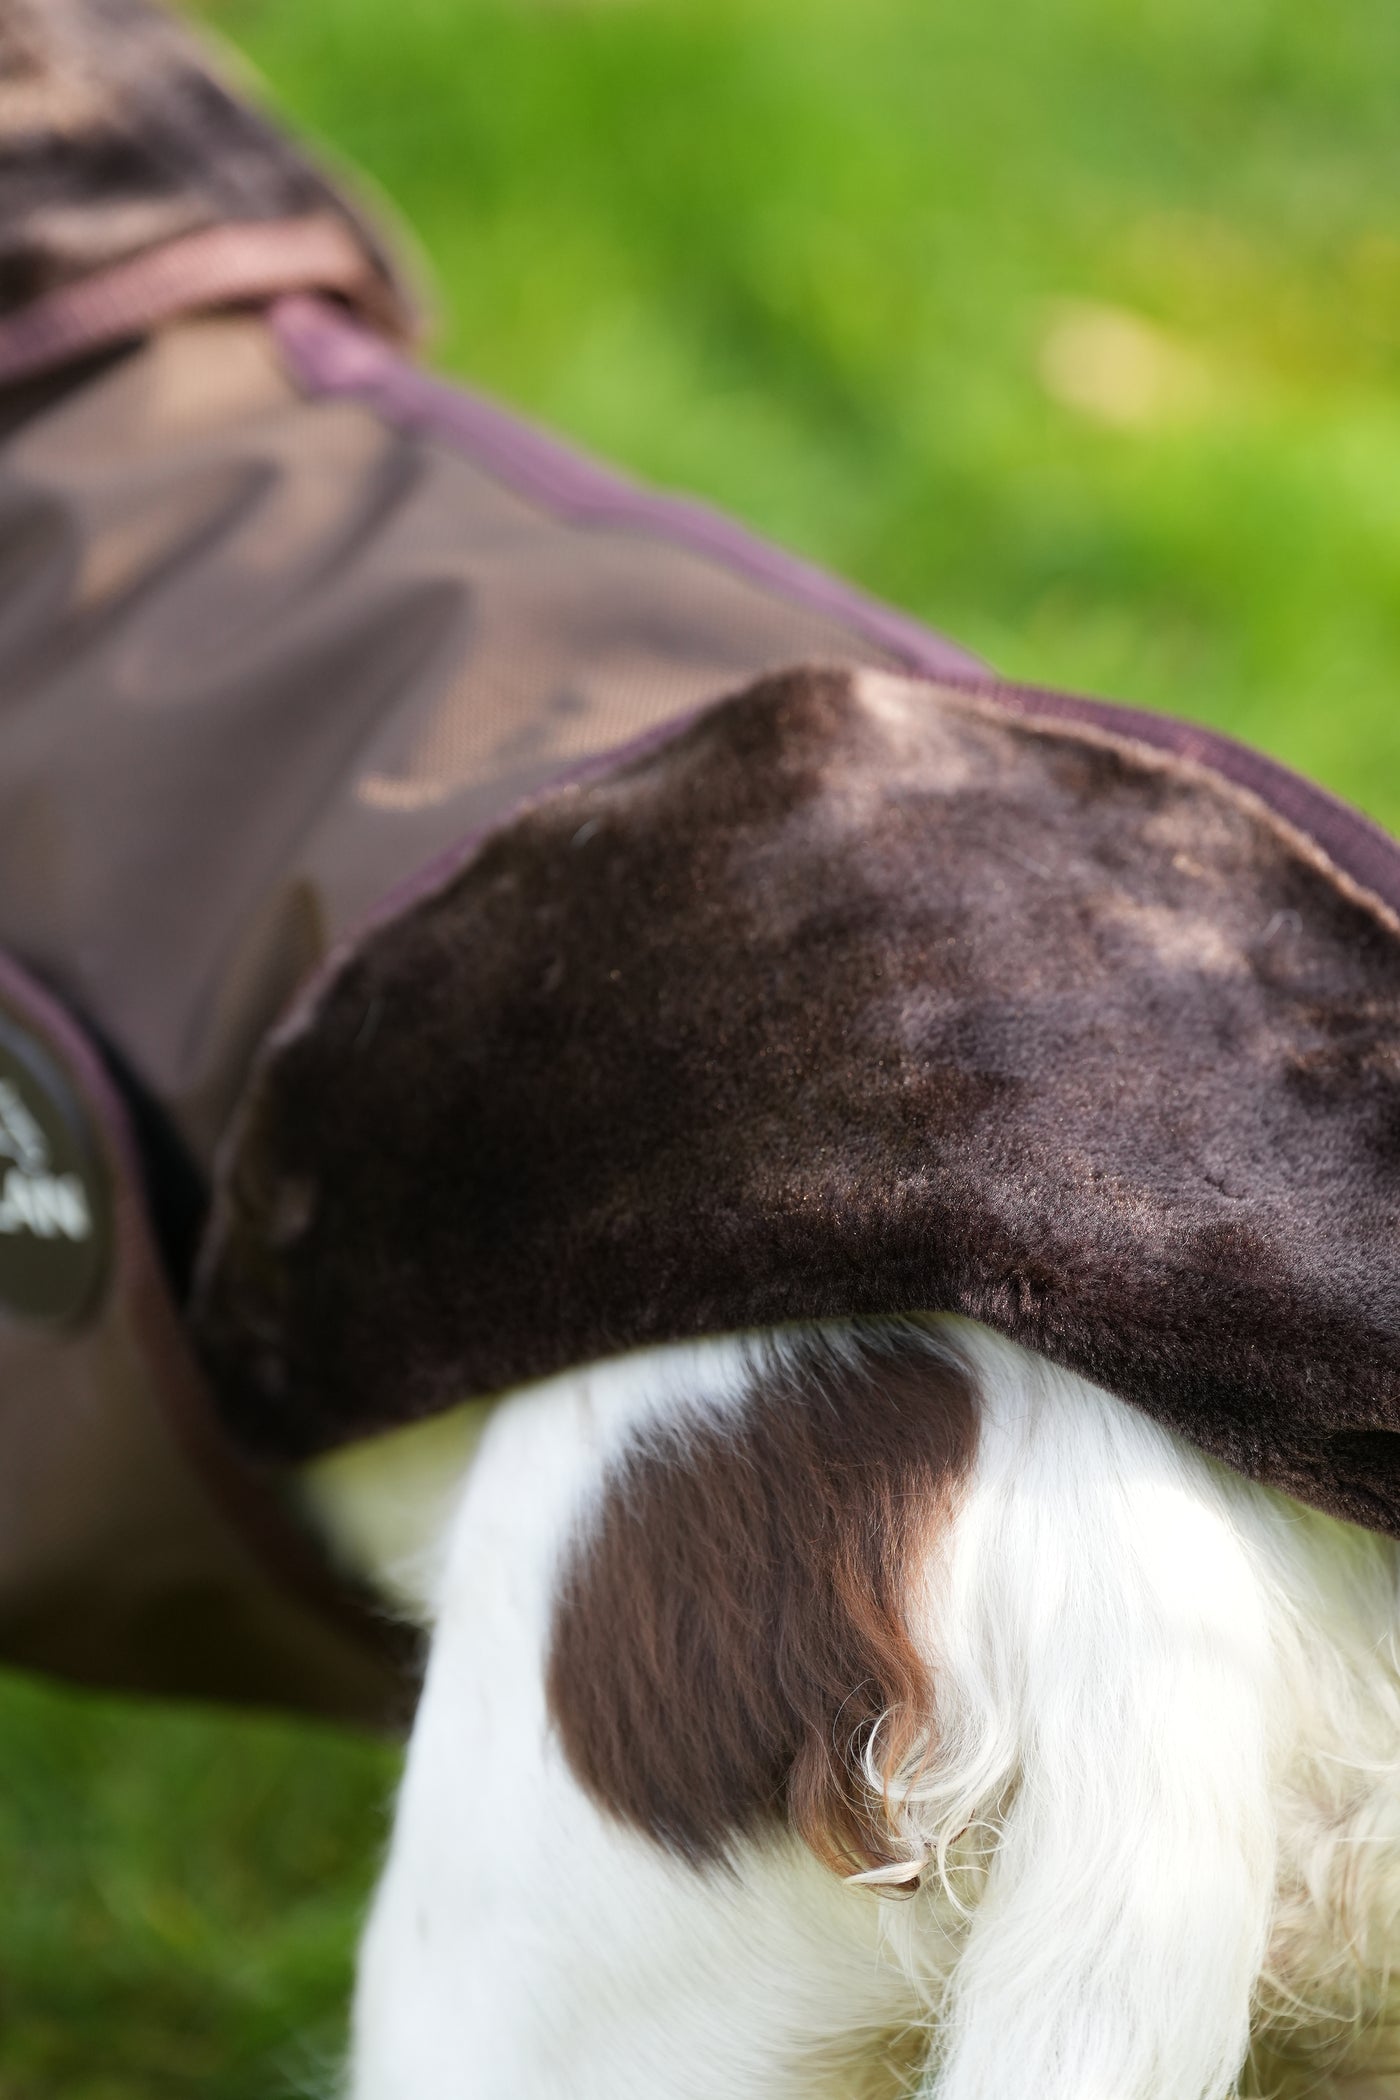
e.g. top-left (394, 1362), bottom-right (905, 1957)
top-left (270, 295), bottom-right (1400, 926)
top-left (271, 295), bottom-right (984, 684)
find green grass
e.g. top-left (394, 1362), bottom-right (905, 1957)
top-left (0, 1673), bottom-right (395, 2097)
top-left (3, 0), bottom-right (1397, 2089)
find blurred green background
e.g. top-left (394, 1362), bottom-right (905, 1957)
top-left (2, 0), bottom-right (1397, 2091)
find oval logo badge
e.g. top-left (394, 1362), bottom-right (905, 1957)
top-left (0, 1010), bottom-right (110, 1326)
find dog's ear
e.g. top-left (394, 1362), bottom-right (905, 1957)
top-left (545, 1330), bottom-right (976, 1882)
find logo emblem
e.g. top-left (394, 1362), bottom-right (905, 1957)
top-left (0, 1010), bottom-right (110, 1325)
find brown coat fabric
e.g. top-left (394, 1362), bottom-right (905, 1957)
top-left (1, 0), bottom-right (1398, 1724)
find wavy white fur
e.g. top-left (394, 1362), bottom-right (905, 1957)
top-left (308, 1320), bottom-right (1400, 2100)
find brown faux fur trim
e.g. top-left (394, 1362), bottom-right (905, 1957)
top-left (0, 0), bottom-right (414, 337)
top-left (194, 665), bottom-right (1400, 1536)
top-left (547, 1327), bottom-right (977, 1876)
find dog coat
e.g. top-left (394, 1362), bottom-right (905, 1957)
top-left (0, 0), bottom-right (1397, 1726)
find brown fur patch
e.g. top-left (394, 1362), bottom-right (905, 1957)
top-left (546, 1329), bottom-right (977, 1878)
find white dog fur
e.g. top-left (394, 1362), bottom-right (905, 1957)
top-left (303, 1318), bottom-right (1400, 2099)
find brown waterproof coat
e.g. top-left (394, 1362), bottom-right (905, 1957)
top-left (1, 0), bottom-right (1396, 1726)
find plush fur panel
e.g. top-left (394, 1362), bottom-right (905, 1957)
top-left (197, 665), bottom-right (1400, 1532)
top-left (0, 0), bottom-right (407, 315)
